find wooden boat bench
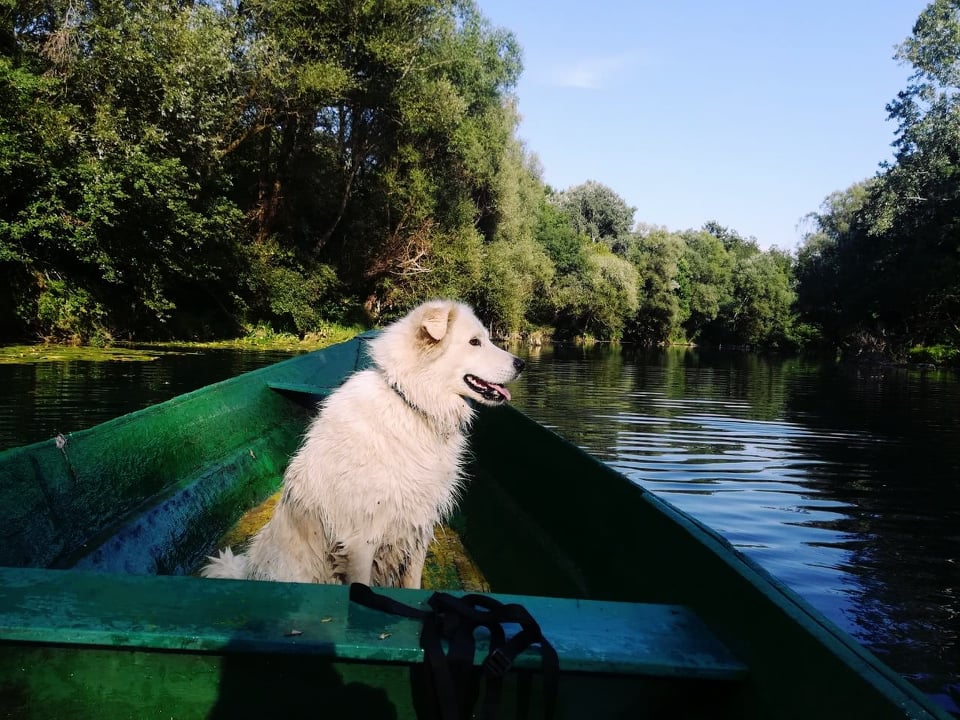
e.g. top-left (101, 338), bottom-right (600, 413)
top-left (0, 567), bottom-right (746, 683)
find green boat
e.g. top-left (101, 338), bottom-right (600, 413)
top-left (0, 333), bottom-right (950, 719)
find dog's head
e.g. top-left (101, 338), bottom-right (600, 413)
top-left (417, 301), bottom-right (525, 406)
top-left (370, 300), bottom-right (525, 413)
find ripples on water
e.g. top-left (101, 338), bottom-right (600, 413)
top-left (511, 344), bottom-right (959, 715)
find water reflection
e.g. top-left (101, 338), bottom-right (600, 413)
top-left (0, 348), bottom-right (299, 450)
top-left (510, 343), bottom-right (959, 715)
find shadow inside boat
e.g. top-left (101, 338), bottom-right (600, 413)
top-left (208, 644), bottom-right (400, 719)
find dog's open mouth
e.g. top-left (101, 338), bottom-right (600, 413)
top-left (464, 374), bottom-right (512, 403)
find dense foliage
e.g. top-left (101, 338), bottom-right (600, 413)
top-left (795, 0), bottom-right (960, 361)
top-left (2, 0), bottom-right (537, 341)
top-left (2, 1), bottom-right (956, 359)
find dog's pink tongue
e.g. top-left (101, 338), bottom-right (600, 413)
top-left (492, 383), bottom-right (511, 401)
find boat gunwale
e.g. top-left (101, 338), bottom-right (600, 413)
top-left (467, 406), bottom-right (954, 719)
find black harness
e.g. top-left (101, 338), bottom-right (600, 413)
top-left (349, 583), bottom-right (559, 720)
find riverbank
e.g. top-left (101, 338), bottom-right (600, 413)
top-left (4, 325), bottom-right (958, 373)
top-left (0, 323), bottom-right (366, 364)
top-left (137, 322), bottom-right (366, 352)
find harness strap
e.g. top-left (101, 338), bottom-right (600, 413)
top-left (349, 582), bottom-right (429, 620)
top-left (349, 583), bottom-right (558, 720)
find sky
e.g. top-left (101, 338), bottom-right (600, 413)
top-left (474, 0), bottom-right (930, 251)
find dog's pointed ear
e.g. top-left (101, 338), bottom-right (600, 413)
top-left (421, 302), bottom-right (453, 342)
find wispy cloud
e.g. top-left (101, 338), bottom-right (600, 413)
top-left (549, 53), bottom-right (644, 89)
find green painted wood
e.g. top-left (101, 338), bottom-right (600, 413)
top-left (0, 643), bottom-right (420, 720)
top-left (66, 434), bottom-right (288, 574)
top-left (0, 643), bottom-right (735, 720)
top-left (0, 335), bottom-right (367, 570)
top-left (0, 567), bottom-right (746, 680)
top-left (465, 406), bottom-right (954, 720)
top-left (267, 381), bottom-right (337, 398)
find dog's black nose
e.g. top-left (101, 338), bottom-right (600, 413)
top-left (513, 357), bottom-right (525, 373)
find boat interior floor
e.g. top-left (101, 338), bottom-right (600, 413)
top-left (205, 489), bottom-right (489, 592)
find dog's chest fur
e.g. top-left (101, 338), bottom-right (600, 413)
top-left (282, 370), bottom-right (470, 541)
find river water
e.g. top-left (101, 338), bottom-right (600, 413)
top-left (1, 342), bottom-right (957, 714)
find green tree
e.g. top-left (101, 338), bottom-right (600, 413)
top-left (698, 221), bottom-right (799, 347)
top-left (258, 0), bottom-right (527, 316)
top-left (0, 54), bottom-right (74, 336)
top-left (0, 0), bottom-right (536, 339)
top-left (702, 221), bottom-right (759, 259)
top-left (553, 246), bottom-right (638, 340)
top-left (675, 230), bottom-right (733, 341)
top-left (473, 236), bottom-right (554, 335)
top-left (871, 0), bottom-right (960, 346)
top-left (556, 181), bottom-right (636, 253)
top-left (795, 1), bottom-right (960, 355)
top-left (624, 224), bottom-right (683, 345)
top-left (534, 195), bottom-right (586, 276)
top-left (713, 249), bottom-right (797, 347)
top-left (1, 0), bottom-right (245, 340)
top-left (794, 182), bottom-right (874, 343)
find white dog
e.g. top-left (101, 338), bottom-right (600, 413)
top-left (201, 300), bottom-right (524, 588)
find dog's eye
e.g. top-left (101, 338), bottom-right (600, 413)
top-left (469, 337), bottom-right (481, 347)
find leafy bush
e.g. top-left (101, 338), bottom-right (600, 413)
top-left (553, 247), bottom-right (639, 341)
top-left (33, 274), bottom-right (111, 344)
top-left (908, 344), bottom-right (960, 366)
top-left (241, 240), bottom-right (342, 336)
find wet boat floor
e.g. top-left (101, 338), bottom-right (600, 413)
top-left (208, 491), bottom-right (490, 592)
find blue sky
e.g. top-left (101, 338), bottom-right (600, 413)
top-left (475, 1), bottom-right (929, 251)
